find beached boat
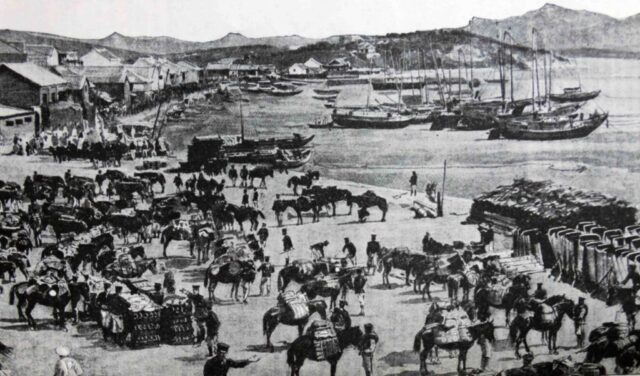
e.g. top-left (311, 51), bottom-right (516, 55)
top-left (268, 86), bottom-right (303, 96)
top-left (499, 111), bottom-right (608, 141)
top-left (549, 87), bottom-right (601, 103)
top-left (312, 94), bottom-right (338, 101)
top-left (308, 117), bottom-right (333, 129)
top-left (332, 109), bottom-right (414, 129)
top-left (313, 88), bottom-right (341, 95)
top-left (274, 148), bottom-right (313, 169)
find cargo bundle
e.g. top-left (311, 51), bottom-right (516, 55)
top-left (160, 295), bottom-right (194, 345)
top-left (124, 294), bottom-right (162, 348)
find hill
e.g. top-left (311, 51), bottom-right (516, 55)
top-left (466, 3), bottom-right (640, 53)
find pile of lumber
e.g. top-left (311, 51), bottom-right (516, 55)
top-left (469, 179), bottom-right (637, 231)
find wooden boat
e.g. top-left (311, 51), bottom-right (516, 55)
top-left (308, 117), bottom-right (333, 129)
top-left (550, 87), bottom-right (601, 103)
top-left (274, 148), bottom-right (313, 169)
top-left (499, 112), bottom-right (608, 141)
top-left (312, 94), bottom-right (338, 101)
top-left (245, 83), bottom-right (261, 93)
top-left (332, 109), bottom-right (414, 129)
top-left (268, 87), bottom-right (303, 96)
top-left (313, 88), bottom-right (341, 95)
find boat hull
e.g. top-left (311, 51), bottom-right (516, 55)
top-left (332, 113), bottom-right (413, 129)
top-left (500, 114), bottom-right (608, 141)
top-left (550, 90), bottom-right (601, 103)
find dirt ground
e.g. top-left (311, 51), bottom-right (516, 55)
top-left (0, 151), bottom-right (623, 376)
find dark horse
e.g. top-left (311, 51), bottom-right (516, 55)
top-left (134, 172), bottom-right (167, 193)
top-left (302, 186), bottom-right (352, 217)
top-left (474, 277), bottom-right (530, 326)
top-left (160, 221), bottom-right (193, 258)
top-left (607, 286), bottom-right (640, 329)
top-left (203, 261), bottom-right (256, 303)
top-left (226, 204), bottom-right (265, 232)
top-left (10, 281), bottom-right (91, 329)
top-left (287, 325), bottom-right (364, 376)
top-left (509, 295), bottom-right (575, 357)
top-left (347, 190), bottom-right (387, 222)
top-left (288, 176), bottom-right (313, 196)
top-left (377, 247), bottom-right (425, 288)
top-left (277, 196), bottom-right (319, 225)
top-left (249, 166), bottom-right (274, 188)
top-left (414, 320), bottom-right (495, 374)
top-left (263, 299), bottom-right (328, 351)
top-left (277, 260), bottom-right (331, 291)
top-left (299, 274), bottom-right (354, 309)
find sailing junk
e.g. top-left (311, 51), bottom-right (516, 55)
top-left (549, 87), bottom-right (601, 103)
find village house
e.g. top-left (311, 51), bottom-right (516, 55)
top-left (287, 63), bottom-right (307, 76)
top-left (80, 48), bottom-right (122, 66)
top-left (133, 57), bottom-right (185, 87)
top-left (0, 40), bottom-right (27, 63)
top-left (304, 58), bottom-right (323, 69)
top-left (50, 65), bottom-right (91, 106)
top-left (126, 65), bottom-right (163, 92)
top-left (0, 104), bottom-right (36, 139)
top-left (58, 51), bottom-right (80, 65)
top-left (323, 58), bottom-right (351, 72)
top-left (82, 66), bottom-right (145, 107)
top-left (358, 42), bottom-right (376, 55)
top-left (23, 44), bottom-right (59, 66)
top-left (176, 61), bottom-right (203, 86)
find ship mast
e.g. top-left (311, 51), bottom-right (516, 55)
top-left (458, 49), bottom-right (462, 99)
top-left (429, 42), bottom-right (446, 105)
top-left (503, 30), bottom-right (514, 104)
top-left (531, 28), bottom-right (537, 112)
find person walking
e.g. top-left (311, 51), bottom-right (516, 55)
top-left (342, 237), bottom-right (357, 265)
top-left (205, 309), bottom-right (221, 357)
top-left (574, 297), bottom-right (588, 348)
top-left (257, 256), bottom-right (275, 296)
top-left (409, 171), bottom-right (418, 196)
top-left (183, 285), bottom-right (209, 348)
top-left (282, 229), bottom-right (294, 266)
top-left (239, 165), bottom-right (248, 188)
top-left (202, 342), bottom-right (259, 376)
top-left (353, 269), bottom-right (367, 316)
top-left (241, 189), bottom-right (249, 207)
top-left (252, 188), bottom-right (259, 207)
top-left (359, 323), bottom-right (378, 376)
top-left (228, 165), bottom-right (238, 187)
top-left (257, 223), bottom-right (269, 248)
top-left (53, 346), bottom-right (83, 376)
top-left (365, 234), bottom-right (380, 276)
top-left (174, 173), bottom-right (183, 192)
top-left (478, 332), bottom-right (492, 371)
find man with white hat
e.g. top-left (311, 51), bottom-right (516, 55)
top-left (53, 346), bottom-right (83, 376)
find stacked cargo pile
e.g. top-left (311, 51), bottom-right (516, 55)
top-left (469, 179), bottom-right (637, 231)
top-left (124, 294), bottom-right (162, 348)
top-left (160, 295), bottom-right (194, 345)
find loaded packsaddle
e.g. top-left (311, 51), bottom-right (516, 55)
top-left (278, 290), bottom-right (309, 320)
top-left (306, 320), bottom-right (340, 360)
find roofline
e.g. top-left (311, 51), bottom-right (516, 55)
top-left (0, 64), bottom-right (68, 88)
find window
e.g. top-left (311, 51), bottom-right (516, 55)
top-left (15, 119), bottom-right (23, 125)
top-left (24, 117), bottom-right (32, 123)
top-left (42, 93), bottom-right (48, 105)
top-left (5, 120), bottom-right (14, 127)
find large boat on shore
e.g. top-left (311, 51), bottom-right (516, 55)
top-left (332, 109), bottom-right (414, 129)
top-left (499, 111), bottom-right (608, 141)
top-left (549, 87), bottom-right (601, 103)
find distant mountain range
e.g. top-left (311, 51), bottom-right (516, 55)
top-left (466, 3), bottom-right (640, 52)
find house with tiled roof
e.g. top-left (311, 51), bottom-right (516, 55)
top-left (176, 61), bottom-right (203, 85)
top-left (80, 48), bottom-right (122, 66)
top-left (0, 40), bottom-right (27, 63)
top-left (82, 65), bottom-right (149, 106)
top-left (24, 44), bottom-right (59, 66)
top-left (51, 65), bottom-right (91, 105)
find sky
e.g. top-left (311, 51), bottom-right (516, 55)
top-left (0, 0), bottom-right (639, 41)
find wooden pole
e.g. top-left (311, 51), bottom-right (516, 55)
top-left (440, 159), bottom-right (447, 217)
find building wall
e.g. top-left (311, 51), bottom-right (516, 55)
top-left (48, 50), bottom-right (59, 66)
top-left (0, 72), bottom-right (40, 108)
top-left (0, 52), bottom-right (27, 63)
top-left (93, 82), bottom-right (126, 103)
top-left (0, 113), bottom-right (35, 130)
top-left (80, 50), bottom-right (120, 67)
top-left (288, 65), bottom-right (306, 75)
top-left (182, 70), bottom-right (199, 85)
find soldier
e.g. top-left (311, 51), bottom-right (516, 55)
top-left (330, 300), bottom-right (352, 332)
top-left (365, 234), bottom-right (380, 276)
top-left (228, 165), bottom-right (238, 187)
top-left (53, 346), bottom-right (83, 376)
top-left (241, 189), bottom-right (249, 207)
top-left (272, 194), bottom-right (283, 227)
top-left (202, 342), bottom-right (259, 376)
top-left (239, 165), bottom-right (248, 188)
top-left (183, 285), bottom-right (209, 348)
top-left (252, 188), bottom-right (259, 208)
top-left (422, 232), bottom-right (431, 255)
top-left (64, 169), bottom-right (72, 184)
top-left (310, 240), bottom-right (329, 260)
top-left (257, 256), bottom-right (275, 296)
top-left (574, 296), bottom-right (589, 348)
top-left (353, 269), bottom-right (367, 316)
top-left (282, 229), bottom-right (293, 266)
top-left (621, 264), bottom-right (640, 292)
top-left (149, 283), bottom-right (164, 305)
top-left (342, 237), bottom-right (357, 265)
top-left (478, 331), bottom-right (492, 371)
top-left (359, 323), bottom-right (379, 376)
top-left (257, 223), bottom-right (269, 247)
top-left (173, 173), bottom-right (183, 192)
top-left (409, 171), bottom-right (418, 196)
top-left (204, 309), bottom-right (221, 357)
top-left (532, 283), bottom-right (547, 301)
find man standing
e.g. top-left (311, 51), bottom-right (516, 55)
top-left (342, 238), bottom-right (357, 265)
top-left (53, 346), bottom-right (83, 376)
top-left (174, 173), bottom-right (183, 192)
top-left (149, 283), bottom-right (164, 305)
top-left (205, 309), bottom-right (221, 357)
top-left (241, 189), bottom-right (249, 207)
top-left (478, 332), bottom-right (492, 371)
top-left (228, 165), bottom-right (238, 187)
top-left (574, 297), bottom-right (589, 348)
top-left (422, 232), bottom-right (431, 255)
top-left (257, 256), bottom-right (275, 296)
top-left (252, 188), bottom-right (259, 208)
top-left (282, 229), bottom-right (293, 266)
top-left (272, 194), bottom-right (283, 227)
top-left (239, 165), bottom-right (248, 188)
top-left (365, 234), bottom-right (381, 276)
top-left (184, 285), bottom-right (209, 348)
top-left (257, 223), bottom-right (269, 248)
top-left (359, 323), bottom-right (378, 376)
top-left (409, 171), bottom-right (418, 196)
top-left (532, 283), bottom-right (547, 301)
top-left (310, 240), bottom-right (329, 260)
top-left (202, 342), bottom-right (259, 376)
top-left (353, 269), bottom-right (367, 316)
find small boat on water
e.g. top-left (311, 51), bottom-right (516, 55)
top-left (308, 117), bottom-right (333, 129)
top-left (265, 83), bottom-right (303, 97)
top-left (498, 111), bottom-right (608, 141)
top-left (332, 109), bottom-right (414, 129)
top-left (312, 94), bottom-right (338, 101)
top-left (313, 88), bottom-right (341, 95)
top-left (274, 148), bottom-right (313, 169)
top-left (549, 87), bottom-right (601, 103)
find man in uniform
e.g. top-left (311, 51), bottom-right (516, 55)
top-left (184, 285), bottom-right (209, 348)
top-left (365, 234), bottom-right (381, 276)
top-left (273, 194), bottom-right (283, 227)
top-left (53, 346), bottom-right (83, 376)
top-left (422, 232), bottom-right (431, 255)
top-left (353, 269), bottom-right (367, 316)
top-left (241, 189), bottom-right (249, 207)
top-left (257, 257), bottom-right (275, 296)
top-left (202, 342), bottom-right (259, 376)
top-left (257, 223), bottom-right (269, 248)
top-left (310, 240), bottom-right (329, 260)
top-left (533, 283), bottom-right (547, 301)
top-left (239, 165), bottom-right (249, 188)
top-left (228, 165), bottom-right (238, 187)
top-left (342, 238), bottom-right (357, 265)
top-left (621, 264), bottom-right (640, 292)
top-left (149, 283), bottom-right (164, 305)
top-left (205, 309), bottom-right (221, 357)
top-left (282, 229), bottom-right (293, 266)
top-left (330, 300), bottom-right (352, 332)
top-left (252, 188), bottom-right (259, 208)
top-left (359, 323), bottom-right (379, 376)
top-left (574, 296), bottom-right (589, 348)
top-left (173, 173), bottom-right (183, 192)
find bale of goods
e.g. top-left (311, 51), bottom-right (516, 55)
top-left (469, 179), bottom-right (637, 231)
top-left (160, 295), bottom-right (194, 345)
top-left (123, 294), bottom-right (162, 348)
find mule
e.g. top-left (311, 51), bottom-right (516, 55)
top-left (263, 299), bottom-right (328, 351)
top-left (347, 191), bottom-right (387, 222)
top-left (203, 261), bottom-right (256, 303)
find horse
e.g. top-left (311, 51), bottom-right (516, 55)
top-left (203, 261), bottom-right (256, 303)
top-left (606, 286), bottom-right (640, 329)
top-left (9, 280), bottom-right (91, 329)
top-left (277, 196), bottom-right (319, 225)
top-left (249, 166), bottom-right (274, 188)
top-left (414, 320), bottom-right (495, 374)
top-left (102, 258), bottom-right (158, 280)
top-left (4, 252), bottom-right (31, 280)
top-left (299, 274), bottom-right (354, 309)
top-left (160, 221), bottom-right (193, 258)
top-left (288, 176), bottom-right (313, 196)
top-left (277, 260), bottom-right (331, 291)
top-left (509, 295), bottom-right (576, 357)
top-left (446, 265), bottom-right (481, 302)
top-left (226, 204), bottom-right (265, 232)
top-left (134, 172), bottom-right (166, 193)
top-left (114, 180), bottom-right (151, 200)
top-left (263, 299), bottom-right (328, 352)
top-left (474, 278), bottom-right (530, 326)
top-left (44, 217), bottom-right (88, 242)
top-left (347, 191), bottom-right (387, 222)
top-left (287, 325), bottom-right (364, 376)
top-left (196, 175), bottom-right (220, 196)
top-left (95, 245), bottom-right (146, 272)
top-left (105, 213), bottom-right (150, 244)
top-left (377, 247), bottom-right (424, 288)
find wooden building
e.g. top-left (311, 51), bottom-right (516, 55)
top-left (0, 40), bottom-right (27, 63)
top-left (24, 44), bottom-right (59, 66)
top-left (80, 48), bottom-right (122, 66)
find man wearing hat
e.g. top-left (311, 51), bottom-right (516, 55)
top-left (359, 323), bottom-right (379, 376)
top-left (203, 342), bottom-right (259, 376)
top-left (532, 283), bottom-right (547, 301)
top-left (257, 223), bottom-right (269, 247)
top-left (520, 352), bottom-right (535, 376)
top-left (273, 194), bottom-right (283, 227)
top-left (173, 173), bottom-right (183, 192)
top-left (282, 229), bottom-right (293, 266)
top-left (353, 268), bottom-right (368, 316)
top-left (53, 346), bottom-right (83, 376)
top-left (239, 165), bottom-right (249, 188)
top-left (257, 256), bottom-right (275, 296)
top-left (228, 165), bottom-right (238, 187)
top-left (310, 240), bottom-right (329, 260)
top-left (330, 300), bottom-right (352, 332)
top-left (366, 234), bottom-right (381, 276)
top-left (149, 283), bottom-right (164, 306)
top-left (342, 237), bottom-right (357, 266)
top-left (574, 296), bottom-right (589, 348)
top-left (183, 285), bottom-right (209, 347)
top-left (204, 308), bottom-right (221, 357)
